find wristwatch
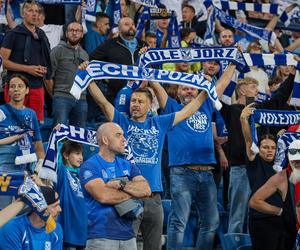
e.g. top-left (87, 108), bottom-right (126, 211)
top-left (119, 179), bottom-right (127, 191)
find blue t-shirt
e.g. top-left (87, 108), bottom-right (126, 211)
top-left (0, 213), bottom-right (63, 250)
top-left (79, 154), bottom-right (141, 240)
top-left (56, 164), bottom-right (87, 246)
top-left (162, 97), bottom-right (216, 166)
top-left (114, 86), bottom-right (133, 116)
top-left (113, 109), bottom-right (175, 192)
top-left (114, 81), bottom-right (141, 116)
top-left (85, 21), bottom-right (108, 55)
top-left (214, 110), bottom-right (228, 137)
top-left (0, 104), bottom-right (41, 167)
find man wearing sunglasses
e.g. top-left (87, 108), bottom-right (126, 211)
top-left (249, 140), bottom-right (300, 250)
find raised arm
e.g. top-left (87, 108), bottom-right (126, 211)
top-left (149, 81), bottom-right (168, 109)
top-left (215, 63), bottom-right (237, 97)
top-left (88, 81), bottom-right (115, 121)
top-left (240, 103), bottom-right (257, 161)
top-left (0, 200), bottom-right (25, 227)
top-left (173, 91), bottom-right (208, 127)
top-left (285, 38), bottom-right (300, 52)
top-left (249, 171), bottom-right (286, 216)
top-left (5, 7), bottom-right (18, 29)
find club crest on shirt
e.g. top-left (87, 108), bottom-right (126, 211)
top-left (45, 241), bottom-right (51, 250)
top-left (127, 125), bottom-right (159, 165)
top-left (186, 111), bottom-right (210, 132)
top-left (83, 170), bottom-right (93, 180)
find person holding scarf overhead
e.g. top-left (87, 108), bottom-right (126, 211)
top-left (240, 103), bottom-right (297, 249)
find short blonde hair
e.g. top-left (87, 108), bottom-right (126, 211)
top-left (236, 77), bottom-right (258, 94)
top-left (22, 1), bottom-right (40, 13)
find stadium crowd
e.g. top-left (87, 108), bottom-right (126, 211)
top-left (0, 0), bottom-right (299, 249)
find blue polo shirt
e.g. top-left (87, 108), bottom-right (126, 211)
top-left (80, 154), bottom-right (141, 240)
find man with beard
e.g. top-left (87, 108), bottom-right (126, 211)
top-left (149, 62), bottom-right (235, 250)
top-left (45, 22), bottom-right (89, 127)
top-left (249, 140), bottom-right (299, 250)
top-left (89, 17), bottom-right (146, 106)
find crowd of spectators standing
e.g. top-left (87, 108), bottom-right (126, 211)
top-left (0, 0), bottom-right (299, 249)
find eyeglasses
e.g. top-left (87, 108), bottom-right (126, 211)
top-left (288, 148), bottom-right (300, 155)
top-left (67, 29), bottom-right (83, 33)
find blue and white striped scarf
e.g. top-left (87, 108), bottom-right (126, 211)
top-left (167, 11), bottom-right (181, 48)
top-left (0, 126), bottom-right (36, 166)
top-left (243, 53), bottom-right (300, 107)
top-left (70, 60), bottom-right (222, 109)
top-left (137, 47), bottom-right (300, 106)
top-left (36, 0), bottom-right (81, 3)
top-left (85, 0), bottom-right (97, 22)
top-left (206, 0), bottom-right (298, 27)
top-left (136, 7), bottom-right (150, 39)
top-left (105, 0), bottom-right (121, 34)
top-left (203, 2), bottom-right (277, 46)
top-left (250, 109), bottom-right (300, 156)
top-left (129, 0), bottom-right (159, 7)
top-left (274, 131), bottom-right (300, 172)
top-left (39, 124), bottom-right (134, 182)
top-left (137, 46), bottom-right (248, 72)
top-left (39, 124), bottom-right (97, 182)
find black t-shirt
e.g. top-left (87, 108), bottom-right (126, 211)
top-left (221, 103), bottom-right (246, 165)
top-left (247, 154), bottom-right (282, 219)
top-left (1, 26), bottom-right (44, 87)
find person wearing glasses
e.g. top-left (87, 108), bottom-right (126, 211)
top-left (244, 99), bottom-right (298, 250)
top-left (45, 22), bottom-right (89, 128)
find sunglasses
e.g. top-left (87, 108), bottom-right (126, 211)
top-left (288, 148), bottom-right (300, 155)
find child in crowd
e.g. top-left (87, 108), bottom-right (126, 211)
top-left (56, 140), bottom-right (87, 250)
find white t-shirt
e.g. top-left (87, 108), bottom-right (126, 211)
top-left (40, 24), bottom-right (63, 50)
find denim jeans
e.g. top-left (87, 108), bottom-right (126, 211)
top-left (167, 167), bottom-right (219, 250)
top-left (86, 237), bottom-right (137, 250)
top-left (52, 96), bottom-right (87, 127)
top-left (228, 166), bottom-right (251, 233)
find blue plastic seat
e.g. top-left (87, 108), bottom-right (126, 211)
top-left (220, 233), bottom-right (252, 250)
top-left (237, 244), bottom-right (252, 250)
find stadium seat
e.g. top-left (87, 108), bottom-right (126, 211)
top-left (220, 233), bottom-right (252, 250)
top-left (237, 244), bottom-right (252, 250)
